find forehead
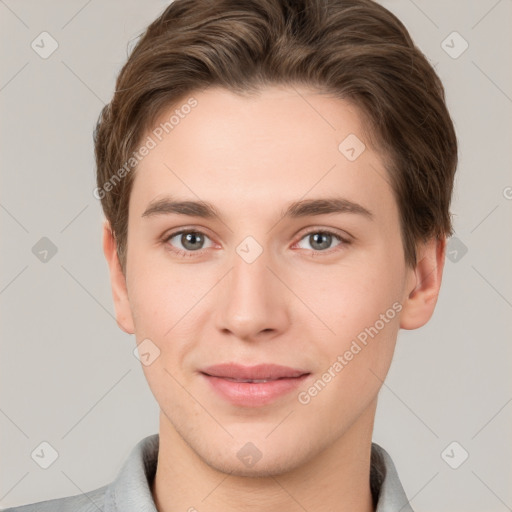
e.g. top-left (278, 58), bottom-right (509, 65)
top-left (129, 85), bottom-right (394, 223)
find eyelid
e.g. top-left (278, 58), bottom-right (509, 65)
top-left (297, 226), bottom-right (353, 243)
top-left (162, 225), bottom-right (214, 241)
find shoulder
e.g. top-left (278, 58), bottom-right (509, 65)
top-left (1, 483), bottom-right (108, 512)
top-left (370, 442), bottom-right (415, 512)
top-left (1, 433), bottom-right (159, 512)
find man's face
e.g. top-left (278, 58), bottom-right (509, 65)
top-left (110, 85), bottom-right (423, 476)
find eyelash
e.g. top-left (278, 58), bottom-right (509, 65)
top-left (162, 228), bottom-right (351, 258)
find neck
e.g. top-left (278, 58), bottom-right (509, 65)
top-left (151, 400), bottom-right (377, 512)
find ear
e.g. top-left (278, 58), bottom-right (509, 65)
top-left (400, 236), bottom-right (446, 330)
top-left (102, 220), bottom-right (135, 335)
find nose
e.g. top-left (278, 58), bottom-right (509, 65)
top-left (214, 245), bottom-right (290, 341)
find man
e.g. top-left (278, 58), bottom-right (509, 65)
top-left (3, 0), bottom-right (457, 510)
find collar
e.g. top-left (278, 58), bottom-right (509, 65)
top-left (104, 434), bottom-right (414, 512)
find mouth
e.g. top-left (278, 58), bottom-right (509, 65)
top-left (201, 363), bottom-right (309, 380)
top-left (215, 377), bottom-right (287, 383)
top-left (200, 363), bottom-right (311, 407)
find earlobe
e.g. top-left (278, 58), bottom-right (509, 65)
top-left (399, 237), bottom-right (446, 330)
top-left (102, 220), bottom-right (135, 335)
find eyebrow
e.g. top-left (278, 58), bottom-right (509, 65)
top-left (141, 195), bottom-right (373, 220)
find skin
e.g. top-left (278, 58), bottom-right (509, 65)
top-left (103, 85), bottom-right (445, 512)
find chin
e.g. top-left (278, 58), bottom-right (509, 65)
top-left (205, 450), bottom-right (305, 478)
top-left (191, 431), bottom-right (319, 478)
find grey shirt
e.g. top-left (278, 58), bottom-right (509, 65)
top-left (2, 434), bottom-right (414, 512)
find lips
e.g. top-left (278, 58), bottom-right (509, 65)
top-left (200, 363), bottom-right (311, 407)
top-left (201, 363), bottom-right (309, 381)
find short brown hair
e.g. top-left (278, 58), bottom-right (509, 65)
top-left (94, 0), bottom-right (457, 274)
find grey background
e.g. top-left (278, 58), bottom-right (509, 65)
top-left (1, 0), bottom-right (511, 510)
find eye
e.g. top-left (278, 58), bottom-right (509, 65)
top-left (163, 227), bottom-right (350, 258)
top-left (294, 229), bottom-right (348, 254)
top-left (164, 229), bottom-right (214, 257)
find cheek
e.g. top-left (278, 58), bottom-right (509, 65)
top-left (295, 250), bottom-right (404, 392)
top-left (128, 266), bottom-right (201, 397)
top-left (127, 247), bottom-right (200, 334)
top-left (296, 259), bottom-right (401, 337)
